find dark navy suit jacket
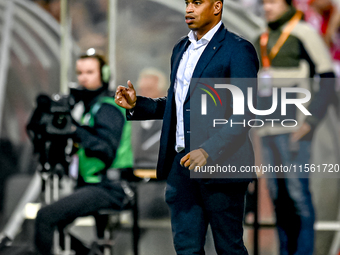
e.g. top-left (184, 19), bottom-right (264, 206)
top-left (128, 24), bottom-right (259, 183)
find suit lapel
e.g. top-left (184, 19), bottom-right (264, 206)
top-left (170, 38), bottom-right (191, 86)
top-left (184, 24), bottom-right (227, 103)
top-left (167, 38), bottom-right (191, 106)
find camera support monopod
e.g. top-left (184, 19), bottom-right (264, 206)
top-left (39, 162), bottom-right (67, 255)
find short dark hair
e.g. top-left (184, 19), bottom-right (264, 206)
top-left (285, 0), bottom-right (292, 5)
top-left (78, 53), bottom-right (107, 72)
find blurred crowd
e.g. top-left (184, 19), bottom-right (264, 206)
top-left (31, 0), bottom-right (340, 77)
top-left (32, 0), bottom-right (109, 53)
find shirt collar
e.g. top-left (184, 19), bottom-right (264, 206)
top-left (188, 21), bottom-right (222, 48)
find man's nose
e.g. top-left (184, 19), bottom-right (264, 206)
top-left (186, 3), bottom-right (194, 13)
top-left (78, 76), bottom-right (86, 83)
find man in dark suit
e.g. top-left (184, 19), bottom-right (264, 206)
top-left (115, 0), bottom-right (259, 254)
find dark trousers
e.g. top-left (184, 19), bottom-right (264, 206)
top-left (165, 153), bottom-right (249, 255)
top-left (262, 134), bottom-right (315, 255)
top-left (34, 183), bottom-right (125, 255)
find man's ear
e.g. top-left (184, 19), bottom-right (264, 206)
top-left (214, 1), bottom-right (222, 16)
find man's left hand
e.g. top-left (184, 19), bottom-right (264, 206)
top-left (180, 148), bottom-right (209, 171)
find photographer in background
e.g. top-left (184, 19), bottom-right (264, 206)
top-left (34, 51), bottom-right (133, 255)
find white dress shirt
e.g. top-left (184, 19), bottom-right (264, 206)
top-left (174, 21), bottom-right (222, 152)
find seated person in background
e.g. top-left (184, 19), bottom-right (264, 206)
top-left (34, 51), bottom-right (133, 255)
top-left (132, 68), bottom-right (167, 169)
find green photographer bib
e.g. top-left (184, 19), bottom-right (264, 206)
top-left (77, 97), bottom-right (133, 183)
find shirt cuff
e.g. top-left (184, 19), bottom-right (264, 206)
top-left (128, 109), bottom-right (134, 116)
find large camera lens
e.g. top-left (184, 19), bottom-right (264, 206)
top-left (52, 114), bottom-right (67, 129)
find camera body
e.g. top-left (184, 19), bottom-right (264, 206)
top-left (27, 94), bottom-right (75, 172)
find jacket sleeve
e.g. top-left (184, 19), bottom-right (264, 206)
top-left (305, 71), bottom-right (336, 129)
top-left (126, 96), bottom-right (167, 121)
top-left (297, 24), bottom-right (336, 129)
top-left (73, 103), bottom-right (125, 167)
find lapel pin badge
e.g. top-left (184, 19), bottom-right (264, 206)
top-left (213, 47), bottom-right (216, 50)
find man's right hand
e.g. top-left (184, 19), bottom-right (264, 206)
top-left (115, 80), bottom-right (137, 109)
